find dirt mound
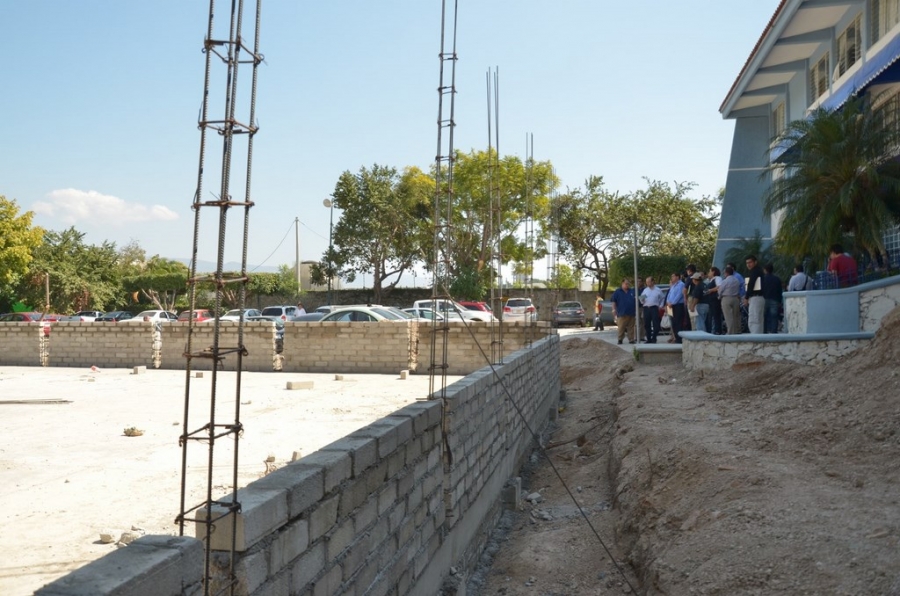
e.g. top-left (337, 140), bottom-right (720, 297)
top-left (475, 329), bottom-right (899, 595)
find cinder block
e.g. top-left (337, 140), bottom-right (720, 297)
top-left (251, 465), bottom-right (324, 519)
top-left (286, 380), bottom-right (314, 390)
top-left (290, 542), bottom-right (325, 592)
top-left (308, 494), bottom-right (339, 542)
top-left (292, 450), bottom-right (351, 494)
top-left (319, 435), bottom-right (377, 478)
top-left (194, 487), bottom-right (288, 552)
top-left (268, 518), bottom-right (309, 574)
top-left (132, 365), bottom-right (147, 374)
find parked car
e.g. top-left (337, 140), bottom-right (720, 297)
top-left (503, 297), bottom-right (537, 322)
top-left (246, 315), bottom-right (285, 339)
top-left (260, 305), bottom-right (302, 321)
top-left (411, 299), bottom-right (496, 322)
top-left (552, 301), bottom-right (586, 327)
top-left (402, 307), bottom-right (445, 321)
top-left (96, 311), bottom-right (134, 323)
top-left (177, 309), bottom-right (213, 322)
top-left (295, 312), bottom-right (325, 322)
top-left (0, 312), bottom-right (63, 322)
top-left (320, 306), bottom-right (407, 322)
top-left (458, 301), bottom-right (492, 313)
top-left (66, 310), bottom-right (104, 322)
top-left (122, 310), bottom-right (178, 323)
top-left (219, 308), bottom-right (262, 322)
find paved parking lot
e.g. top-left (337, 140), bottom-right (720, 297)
top-left (0, 365), bottom-right (457, 596)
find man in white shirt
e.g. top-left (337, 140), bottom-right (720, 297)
top-left (640, 276), bottom-right (665, 343)
top-left (787, 265), bottom-right (813, 292)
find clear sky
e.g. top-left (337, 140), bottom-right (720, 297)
top-left (1, 1), bottom-right (778, 281)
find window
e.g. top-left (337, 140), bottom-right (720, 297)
top-left (837, 15), bottom-right (861, 76)
top-left (809, 53), bottom-right (830, 101)
top-left (872, 0), bottom-right (900, 45)
top-left (773, 102), bottom-right (786, 137)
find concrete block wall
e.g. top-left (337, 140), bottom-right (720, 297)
top-left (281, 321), bottom-right (418, 374)
top-left (48, 322), bottom-right (157, 368)
top-left (0, 323), bottom-right (42, 366)
top-left (37, 334), bottom-right (561, 595)
top-left (160, 322), bottom-right (277, 372)
top-left (35, 535), bottom-right (204, 596)
top-left (424, 321), bottom-right (554, 375)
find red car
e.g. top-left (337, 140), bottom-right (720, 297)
top-left (458, 301), bottom-right (493, 313)
top-left (0, 312), bottom-right (63, 322)
top-left (177, 309), bottom-right (213, 322)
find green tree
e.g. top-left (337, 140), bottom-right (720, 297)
top-left (549, 263), bottom-right (580, 290)
top-left (326, 164), bottom-right (431, 304)
top-left (764, 95), bottom-right (900, 259)
top-left (22, 227), bottom-right (121, 313)
top-left (0, 196), bottom-right (44, 311)
top-left (554, 177), bottom-right (719, 295)
top-left (121, 256), bottom-right (189, 311)
top-left (435, 149), bottom-right (558, 285)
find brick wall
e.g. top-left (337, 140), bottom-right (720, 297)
top-left (37, 335), bottom-right (561, 596)
top-left (0, 323), bottom-right (43, 366)
top-left (48, 322), bottom-right (157, 368)
top-left (281, 321), bottom-right (418, 374)
top-left (160, 321), bottom-right (277, 372)
top-left (425, 321), bottom-right (555, 375)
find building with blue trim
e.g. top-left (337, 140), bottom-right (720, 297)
top-left (716, 0), bottom-right (900, 265)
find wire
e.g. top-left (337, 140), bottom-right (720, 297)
top-left (440, 288), bottom-right (639, 594)
top-left (249, 221), bottom-right (294, 272)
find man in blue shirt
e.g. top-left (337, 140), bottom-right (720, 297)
top-left (666, 272), bottom-right (686, 343)
top-left (611, 279), bottom-right (637, 344)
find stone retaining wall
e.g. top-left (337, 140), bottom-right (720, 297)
top-left (36, 335), bottom-right (562, 596)
top-left (681, 331), bottom-right (873, 371)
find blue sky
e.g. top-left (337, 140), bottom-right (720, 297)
top-left (1, 1), bottom-right (777, 281)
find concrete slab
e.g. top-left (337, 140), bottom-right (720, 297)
top-left (0, 366), bottom-right (460, 596)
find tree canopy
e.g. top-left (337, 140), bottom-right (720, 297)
top-left (0, 196), bottom-right (44, 311)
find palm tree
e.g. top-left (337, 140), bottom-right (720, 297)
top-left (763, 95), bottom-right (900, 259)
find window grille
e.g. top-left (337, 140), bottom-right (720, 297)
top-left (872, 0), bottom-right (900, 45)
top-left (773, 102), bottom-right (786, 137)
top-left (837, 15), bottom-right (861, 77)
top-left (809, 53), bottom-right (830, 102)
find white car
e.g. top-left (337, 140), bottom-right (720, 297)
top-left (121, 310), bottom-right (178, 323)
top-left (411, 299), bottom-right (496, 322)
top-left (320, 306), bottom-right (408, 322)
top-left (219, 308), bottom-right (262, 322)
top-left (402, 307), bottom-right (446, 322)
top-left (503, 297), bottom-right (537, 322)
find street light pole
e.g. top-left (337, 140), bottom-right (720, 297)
top-left (295, 217), bottom-right (301, 292)
top-left (323, 199), bottom-right (334, 305)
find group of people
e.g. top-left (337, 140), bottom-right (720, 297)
top-left (605, 255), bottom-right (790, 345)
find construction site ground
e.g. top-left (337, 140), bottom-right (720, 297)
top-left (471, 317), bottom-right (900, 595)
top-left (0, 366), bottom-right (458, 596)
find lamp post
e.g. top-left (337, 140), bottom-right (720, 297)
top-left (322, 198), bottom-right (334, 305)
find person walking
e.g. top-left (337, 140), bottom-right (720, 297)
top-left (719, 265), bottom-right (742, 335)
top-left (593, 294), bottom-right (605, 330)
top-left (611, 279), bottom-right (637, 345)
top-left (666, 273), bottom-right (686, 343)
top-left (762, 263), bottom-right (783, 333)
top-left (640, 276), bottom-right (665, 343)
top-left (744, 255), bottom-right (765, 334)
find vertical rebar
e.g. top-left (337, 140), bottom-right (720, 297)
top-left (177, 1), bottom-right (262, 594)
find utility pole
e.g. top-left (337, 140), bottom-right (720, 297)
top-left (295, 216), bottom-right (301, 292)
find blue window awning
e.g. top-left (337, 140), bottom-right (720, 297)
top-left (820, 34), bottom-right (900, 112)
